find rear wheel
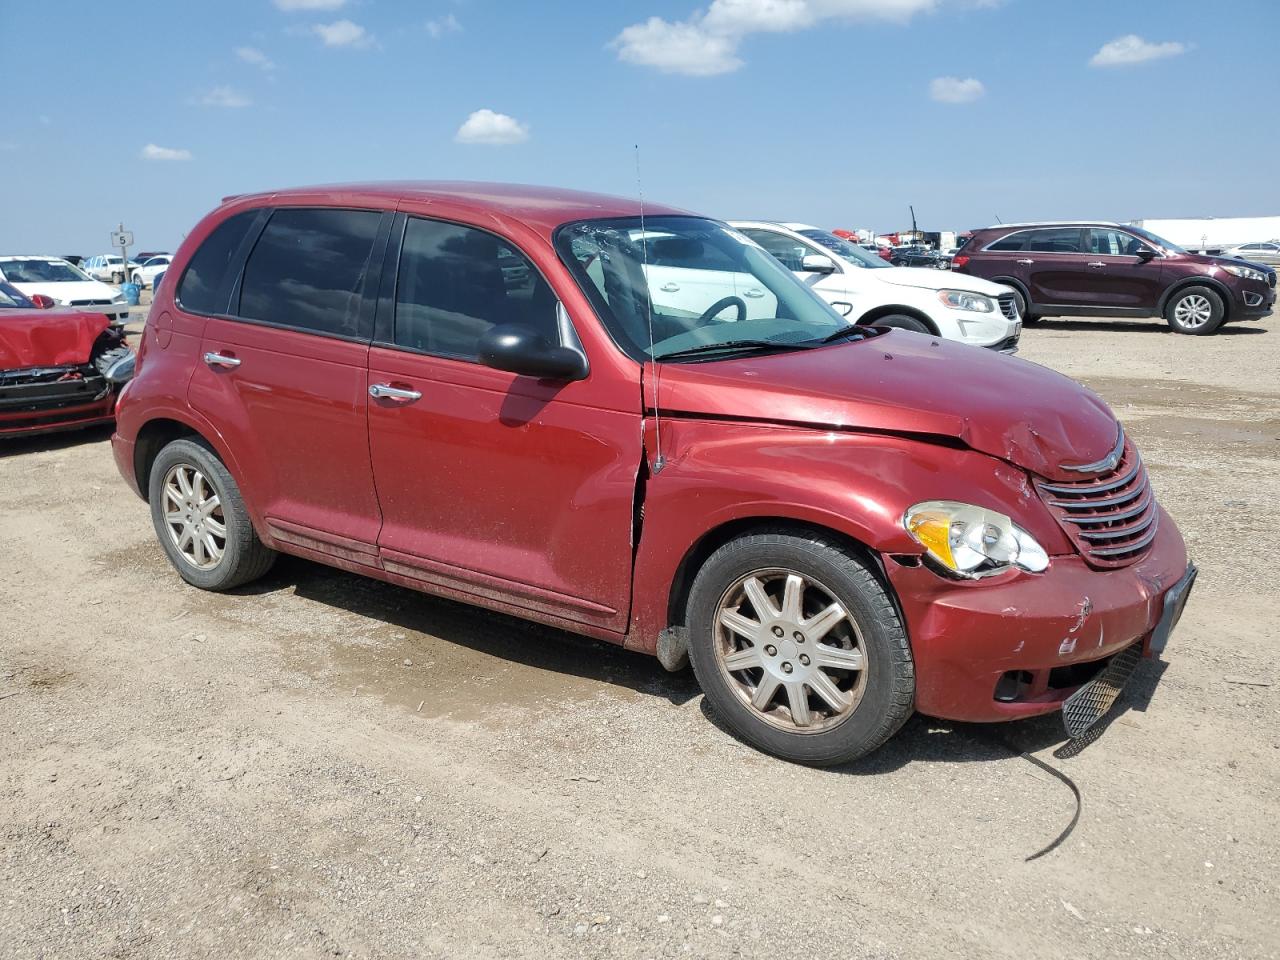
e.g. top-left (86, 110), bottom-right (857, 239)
top-left (870, 314), bottom-right (930, 334)
top-left (1165, 285), bottom-right (1225, 335)
top-left (111, 271), bottom-right (124, 285)
top-left (686, 530), bottom-right (915, 766)
top-left (148, 438), bottom-right (276, 591)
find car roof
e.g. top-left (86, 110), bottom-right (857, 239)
top-left (219, 181), bottom-right (690, 238)
top-left (978, 220), bottom-right (1121, 230)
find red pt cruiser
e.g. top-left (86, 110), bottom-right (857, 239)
top-left (111, 183), bottom-right (1194, 765)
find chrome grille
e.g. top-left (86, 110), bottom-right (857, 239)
top-left (69, 298), bottom-right (114, 306)
top-left (997, 293), bottom-right (1019, 320)
top-left (1035, 437), bottom-right (1157, 568)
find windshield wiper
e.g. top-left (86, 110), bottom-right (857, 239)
top-left (653, 339), bottom-right (811, 362)
top-left (818, 324), bottom-right (868, 344)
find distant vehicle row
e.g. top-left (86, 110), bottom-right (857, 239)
top-left (0, 257), bottom-right (131, 325)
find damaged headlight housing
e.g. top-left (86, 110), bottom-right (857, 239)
top-left (904, 500), bottom-right (1049, 577)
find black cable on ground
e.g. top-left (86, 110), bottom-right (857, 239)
top-left (973, 729), bottom-right (1083, 862)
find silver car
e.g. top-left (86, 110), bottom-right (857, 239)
top-left (1225, 241), bottom-right (1280, 267)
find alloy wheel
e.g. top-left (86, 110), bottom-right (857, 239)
top-left (713, 568), bottom-right (869, 733)
top-left (1174, 294), bottom-right (1213, 329)
top-left (161, 463), bottom-right (227, 570)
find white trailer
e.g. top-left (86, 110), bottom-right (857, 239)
top-left (1129, 216), bottom-right (1280, 253)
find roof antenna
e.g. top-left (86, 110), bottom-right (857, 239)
top-left (636, 143), bottom-right (665, 474)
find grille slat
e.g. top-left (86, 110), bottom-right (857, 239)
top-left (997, 293), bottom-right (1018, 320)
top-left (1035, 435), bottom-right (1157, 568)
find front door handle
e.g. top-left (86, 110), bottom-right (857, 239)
top-left (1015, 258), bottom-right (1035, 265)
top-left (203, 351), bottom-right (241, 368)
top-left (1087, 261), bottom-right (1106, 268)
top-left (743, 289), bottom-right (765, 299)
top-left (369, 383), bottom-right (422, 402)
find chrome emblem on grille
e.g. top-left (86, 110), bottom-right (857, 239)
top-left (1061, 429), bottom-right (1125, 474)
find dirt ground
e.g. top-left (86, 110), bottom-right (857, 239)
top-left (2, 311), bottom-right (1278, 960)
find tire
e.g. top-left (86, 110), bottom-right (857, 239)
top-left (1165, 285), bottom-right (1225, 335)
top-left (686, 530), bottom-right (915, 766)
top-left (112, 272), bottom-right (124, 285)
top-left (91, 344), bottom-right (132, 379)
top-left (871, 314), bottom-right (930, 334)
top-left (132, 273), bottom-right (144, 287)
top-left (148, 437), bottom-right (276, 591)
top-left (1009, 286), bottom-right (1039, 322)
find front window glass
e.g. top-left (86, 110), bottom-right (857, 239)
top-left (555, 216), bottom-right (851, 362)
top-left (797, 229), bottom-right (890, 268)
top-left (0, 281), bottom-right (33, 308)
top-left (0, 259), bottom-right (91, 283)
top-left (1088, 229), bottom-right (1150, 257)
top-left (393, 217), bottom-right (559, 361)
top-left (1127, 226), bottom-right (1186, 254)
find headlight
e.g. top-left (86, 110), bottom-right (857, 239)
top-left (1222, 264), bottom-right (1267, 283)
top-left (904, 500), bottom-right (1049, 577)
top-left (937, 289), bottom-right (995, 313)
top-left (111, 294), bottom-right (127, 304)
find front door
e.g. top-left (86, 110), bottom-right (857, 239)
top-left (366, 215), bottom-right (641, 632)
top-left (187, 206), bottom-right (388, 559)
top-left (1078, 227), bottom-right (1166, 310)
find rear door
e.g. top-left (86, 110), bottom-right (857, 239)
top-left (366, 214), bottom-right (640, 632)
top-left (187, 206), bottom-right (390, 561)
top-left (1020, 227), bottom-right (1091, 306)
top-left (1081, 227), bottom-right (1164, 310)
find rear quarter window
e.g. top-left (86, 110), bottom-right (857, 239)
top-left (176, 210), bottom-right (260, 315)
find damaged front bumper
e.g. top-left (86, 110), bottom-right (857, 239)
top-left (0, 365), bottom-right (117, 437)
top-left (885, 505), bottom-right (1189, 723)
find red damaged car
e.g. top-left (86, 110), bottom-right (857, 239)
top-left (1, 280), bottom-right (134, 438)
top-left (110, 183), bottom-right (1194, 765)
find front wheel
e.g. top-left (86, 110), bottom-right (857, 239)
top-left (686, 531), bottom-right (915, 766)
top-left (1165, 285), bottom-right (1225, 335)
top-left (148, 438), bottom-right (277, 591)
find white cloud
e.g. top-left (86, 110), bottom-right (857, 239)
top-left (236, 46), bottom-right (276, 71)
top-left (612, 0), bottom-right (942, 76)
top-left (929, 75), bottom-right (984, 103)
top-left (612, 17), bottom-right (743, 76)
top-left (426, 14), bottom-right (462, 38)
top-left (313, 19), bottom-right (371, 48)
top-left (455, 109), bottom-right (530, 146)
top-left (198, 86), bottom-right (252, 108)
top-left (141, 143), bottom-right (192, 161)
top-left (273, 0), bottom-right (345, 9)
top-left (1090, 34), bottom-right (1187, 67)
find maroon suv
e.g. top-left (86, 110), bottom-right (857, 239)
top-left (953, 221), bottom-right (1276, 335)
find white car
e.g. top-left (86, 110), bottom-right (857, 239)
top-left (1224, 240), bottom-right (1280, 267)
top-left (729, 221), bottom-right (1021, 351)
top-left (82, 254), bottom-right (140, 284)
top-left (130, 255), bottom-right (173, 289)
top-left (634, 229), bottom-right (779, 321)
top-left (0, 256), bottom-right (130, 325)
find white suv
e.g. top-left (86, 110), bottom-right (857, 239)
top-left (83, 255), bottom-right (139, 284)
top-left (730, 221), bottom-right (1021, 351)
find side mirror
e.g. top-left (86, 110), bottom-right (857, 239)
top-left (1136, 247), bottom-right (1157, 261)
top-left (801, 254), bottom-right (837, 274)
top-left (29, 294), bottom-right (57, 309)
top-left (477, 325), bottom-right (588, 381)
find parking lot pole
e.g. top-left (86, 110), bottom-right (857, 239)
top-left (118, 222), bottom-right (129, 283)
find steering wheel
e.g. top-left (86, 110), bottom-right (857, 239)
top-left (697, 295), bottom-right (748, 325)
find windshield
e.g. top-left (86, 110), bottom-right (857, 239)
top-left (1128, 226), bottom-right (1186, 255)
top-left (0, 259), bottom-right (92, 283)
top-left (0, 281), bottom-right (34, 308)
top-left (798, 229), bottom-right (890, 269)
top-left (555, 216), bottom-right (854, 361)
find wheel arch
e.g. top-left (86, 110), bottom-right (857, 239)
top-left (1158, 276), bottom-right (1234, 319)
top-left (855, 304), bottom-right (939, 336)
top-left (991, 275), bottom-right (1031, 310)
top-left (133, 413), bottom-right (243, 507)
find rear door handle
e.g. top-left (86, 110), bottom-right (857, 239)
top-left (203, 351), bottom-right (241, 368)
top-left (369, 383), bottom-right (422, 402)
top-left (743, 289), bottom-right (765, 299)
top-left (1087, 261), bottom-right (1106, 268)
top-left (660, 282), bottom-right (680, 292)
top-left (1015, 258), bottom-right (1035, 265)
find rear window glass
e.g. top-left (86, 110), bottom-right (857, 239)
top-left (177, 211), bottom-right (258, 315)
top-left (238, 208), bottom-right (382, 339)
top-left (986, 230), bottom-right (1032, 252)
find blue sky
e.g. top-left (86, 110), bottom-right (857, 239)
top-left (2, 0), bottom-right (1277, 254)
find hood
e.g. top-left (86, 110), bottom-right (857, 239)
top-left (10, 279), bottom-right (120, 304)
top-left (0, 309), bottom-right (111, 370)
top-left (650, 331), bottom-right (1118, 482)
top-left (875, 266), bottom-right (1012, 297)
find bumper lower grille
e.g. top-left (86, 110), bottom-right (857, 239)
top-left (997, 292), bottom-right (1019, 320)
top-left (1061, 642), bottom-right (1142, 738)
top-left (1035, 435), bottom-right (1157, 568)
